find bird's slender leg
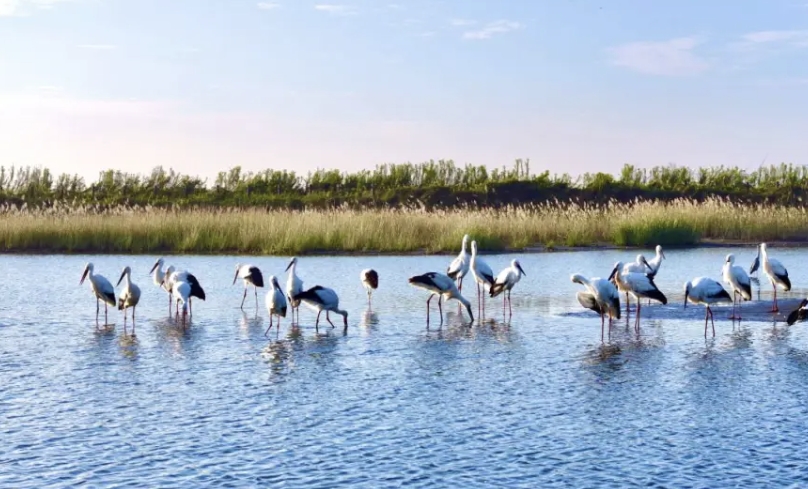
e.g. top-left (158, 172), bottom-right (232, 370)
top-left (265, 314), bottom-right (274, 336)
top-left (772, 284), bottom-right (779, 313)
top-left (438, 295), bottom-right (444, 325)
top-left (601, 311), bottom-right (605, 342)
top-left (508, 290), bottom-right (513, 317)
top-left (315, 310), bottom-right (322, 328)
top-left (704, 307), bottom-right (709, 337)
top-left (123, 308), bottom-right (128, 335)
top-left (625, 292), bottom-right (630, 315)
top-left (729, 291), bottom-right (736, 320)
top-left (189, 298), bottom-right (193, 317)
top-left (104, 303), bottom-right (108, 326)
top-left (326, 311), bottom-right (335, 328)
top-left (426, 295), bottom-right (433, 325)
top-left (254, 285), bottom-right (258, 310)
top-left (710, 306), bottom-right (716, 336)
top-left (635, 299), bottom-right (641, 331)
top-left (132, 307), bottom-right (136, 336)
top-left (168, 292), bottom-right (171, 314)
top-left (95, 298), bottom-right (100, 328)
top-left (241, 287), bottom-right (247, 310)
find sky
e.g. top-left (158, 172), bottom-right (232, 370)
top-left (2, 0), bottom-right (808, 184)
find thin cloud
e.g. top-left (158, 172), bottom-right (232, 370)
top-left (742, 30), bottom-right (808, 44)
top-left (450, 18), bottom-right (476, 27)
top-left (1, 0), bottom-right (79, 16)
top-left (607, 36), bottom-right (709, 76)
top-left (314, 4), bottom-right (356, 15)
top-left (257, 2), bottom-right (279, 9)
top-left (462, 20), bottom-right (521, 40)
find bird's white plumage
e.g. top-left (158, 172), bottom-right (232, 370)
top-left (408, 271), bottom-right (474, 322)
top-left (722, 254), bottom-right (752, 301)
top-left (150, 258), bottom-right (167, 289)
top-left (80, 262), bottom-right (116, 306)
top-left (646, 245), bottom-right (665, 275)
top-left (295, 285), bottom-right (349, 328)
top-left (266, 275), bottom-right (287, 317)
top-left (685, 277), bottom-right (732, 306)
top-left (235, 263), bottom-right (261, 283)
top-left (760, 243), bottom-right (789, 286)
top-left (571, 274), bottom-right (620, 317)
top-left (117, 266), bottom-right (141, 310)
top-left (446, 234), bottom-right (470, 283)
top-left (173, 280), bottom-right (192, 314)
top-left (611, 263), bottom-right (662, 301)
top-left (622, 254), bottom-right (651, 274)
top-left (490, 259), bottom-right (526, 297)
top-left (285, 257), bottom-right (304, 308)
top-left (470, 241), bottom-right (495, 290)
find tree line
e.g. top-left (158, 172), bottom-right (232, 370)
top-left (2, 159), bottom-right (808, 210)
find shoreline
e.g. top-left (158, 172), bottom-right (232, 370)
top-left (1, 239), bottom-right (805, 257)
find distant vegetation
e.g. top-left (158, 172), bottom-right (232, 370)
top-left (1, 159), bottom-right (807, 254)
top-left (2, 159), bottom-right (808, 209)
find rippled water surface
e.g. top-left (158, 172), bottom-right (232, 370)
top-left (4, 248), bottom-right (808, 487)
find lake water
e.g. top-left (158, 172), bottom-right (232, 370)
top-left (3, 248), bottom-right (808, 487)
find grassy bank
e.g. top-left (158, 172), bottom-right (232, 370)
top-left (0, 198), bottom-right (807, 254)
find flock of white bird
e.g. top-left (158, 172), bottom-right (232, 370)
top-left (78, 234), bottom-right (528, 336)
top-left (572, 242), bottom-right (802, 340)
top-left (78, 236), bottom-right (806, 340)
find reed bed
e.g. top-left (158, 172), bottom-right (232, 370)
top-left (0, 198), bottom-right (807, 254)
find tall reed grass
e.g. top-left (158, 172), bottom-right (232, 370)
top-left (0, 198), bottom-right (806, 254)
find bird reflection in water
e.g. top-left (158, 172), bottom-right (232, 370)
top-left (359, 309), bottom-right (379, 336)
top-left (118, 333), bottom-right (139, 360)
top-left (239, 311), bottom-right (264, 337)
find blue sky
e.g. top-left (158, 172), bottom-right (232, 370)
top-left (2, 0), bottom-right (808, 183)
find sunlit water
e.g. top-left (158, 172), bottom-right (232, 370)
top-left (3, 248), bottom-right (808, 487)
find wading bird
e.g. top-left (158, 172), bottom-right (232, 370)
top-left (293, 285), bottom-right (348, 330)
top-left (408, 272), bottom-right (474, 325)
top-left (489, 259), bottom-right (526, 317)
top-left (265, 275), bottom-right (288, 335)
top-left (646, 245), bottom-right (666, 278)
top-left (469, 240), bottom-right (495, 315)
top-left (722, 254), bottom-right (752, 320)
top-left (571, 273), bottom-right (621, 341)
top-left (172, 280), bottom-right (192, 326)
top-left (79, 262), bottom-right (116, 327)
top-left (163, 266), bottom-right (206, 316)
top-left (618, 255), bottom-right (653, 312)
top-left (684, 277), bottom-right (733, 337)
top-left (609, 261), bottom-right (667, 330)
top-left (116, 266), bottom-right (141, 336)
top-left (750, 243), bottom-right (791, 312)
top-left (149, 258), bottom-right (172, 312)
top-left (360, 269), bottom-right (379, 308)
top-left (233, 263), bottom-right (264, 310)
top-left (285, 257), bottom-right (304, 322)
top-left (447, 234), bottom-right (470, 291)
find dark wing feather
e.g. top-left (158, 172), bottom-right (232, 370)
top-left (365, 269), bottom-right (379, 289)
top-left (779, 273), bottom-right (791, 292)
top-left (489, 281), bottom-right (506, 298)
top-left (787, 299), bottom-right (808, 326)
top-left (738, 280), bottom-right (752, 301)
top-left (186, 273), bottom-right (206, 300)
top-left (408, 273), bottom-right (437, 289)
top-left (576, 291), bottom-right (602, 314)
top-left (749, 256), bottom-right (760, 275)
top-left (102, 290), bottom-right (116, 306)
top-left (446, 269), bottom-right (460, 280)
top-left (248, 267), bottom-right (264, 287)
top-left (610, 295), bottom-right (621, 320)
top-left (294, 285), bottom-right (327, 303)
top-left (644, 277), bottom-right (667, 305)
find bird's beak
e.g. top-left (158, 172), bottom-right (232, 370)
top-left (642, 257), bottom-right (652, 269)
top-left (607, 266), bottom-right (617, 281)
top-left (232, 270), bottom-right (239, 285)
top-left (517, 264), bottom-right (526, 277)
top-left (285, 261), bottom-right (293, 272)
top-left (149, 262), bottom-right (159, 274)
top-left (116, 271), bottom-right (125, 287)
top-left (683, 293), bottom-right (688, 309)
top-left (662, 251), bottom-right (666, 260)
top-left (79, 268), bottom-right (88, 285)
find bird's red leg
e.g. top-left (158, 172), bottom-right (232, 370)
top-left (427, 295), bottom-right (433, 325)
top-left (265, 314), bottom-right (274, 336)
top-left (132, 307), bottom-right (136, 336)
top-left (327, 311), bottom-right (335, 328)
top-left (438, 295), bottom-right (444, 324)
top-left (704, 307), bottom-right (709, 337)
top-left (710, 306), bottom-right (716, 336)
top-left (315, 310), bottom-right (321, 328)
top-left (772, 285), bottom-right (779, 313)
top-left (601, 311), bottom-right (605, 342)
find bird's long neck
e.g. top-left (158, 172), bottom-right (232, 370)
top-left (124, 272), bottom-right (131, 287)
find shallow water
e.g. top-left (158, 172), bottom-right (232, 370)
top-left (3, 247), bottom-right (808, 487)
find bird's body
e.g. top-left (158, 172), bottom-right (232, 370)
top-left (684, 277), bottom-right (733, 337)
top-left (171, 280), bottom-right (192, 325)
top-left (79, 262), bottom-right (116, 327)
top-left (163, 266), bottom-right (205, 316)
top-left (618, 255), bottom-right (652, 312)
top-left (285, 257), bottom-right (304, 322)
top-left (408, 272), bottom-right (474, 325)
top-left (722, 254), bottom-right (752, 320)
top-left (469, 241), bottom-right (495, 315)
top-left (360, 269), bottom-right (379, 308)
top-left (752, 243), bottom-right (791, 312)
top-left (265, 275), bottom-right (288, 335)
top-left (489, 259), bottom-right (526, 317)
top-left (150, 258), bottom-right (173, 312)
top-left (787, 298), bottom-right (808, 326)
top-left (116, 266), bottom-right (141, 335)
top-left (609, 261), bottom-right (667, 330)
top-left (234, 263), bottom-right (264, 310)
top-left (293, 285), bottom-right (348, 330)
top-left (571, 274), bottom-right (621, 341)
top-left (446, 234), bottom-right (470, 291)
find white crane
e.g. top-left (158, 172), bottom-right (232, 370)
top-left (684, 277), bottom-right (733, 337)
top-left (618, 255), bottom-right (653, 313)
top-left (750, 243), bottom-right (791, 312)
top-left (79, 262), bottom-right (116, 327)
top-left (646, 245), bottom-right (666, 277)
top-left (360, 269), bottom-right (379, 308)
top-left (608, 261), bottom-right (667, 330)
top-left (149, 258), bottom-right (172, 312)
top-left (446, 234), bottom-right (470, 291)
top-left (722, 254), bottom-right (752, 320)
top-left (265, 275), bottom-right (288, 335)
top-left (116, 266), bottom-right (141, 336)
top-left (489, 259), bottom-right (526, 317)
top-left (571, 273), bottom-right (621, 341)
top-left (162, 266), bottom-right (206, 316)
top-left (408, 272), bottom-right (474, 325)
top-left (469, 240), bottom-right (495, 315)
top-left (292, 285), bottom-right (348, 330)
top-left (233, 263), bottom-right (264, 310)
top-left (285, 257), bottom-right (304, 322)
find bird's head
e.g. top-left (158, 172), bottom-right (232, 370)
top-left (269, 275), bottom-right (280, 289)
top-left (725, 253), bottom-right (734, 265)
top-left (570, 274), bottom-right (586, 286)
top-left (285, 257), bottom-right (297, 272)
top-left (657, 245), bottom-right (666, 260)
top-left (149, 258), bottom-right (164, 275)
top-left (79, 263), bottom-right (92, 285)
top-left (117, 266), bottom-right (131, 287)
top-left (232, 263), bottom-right (241, 285)
top-left (513, 260), bottom-right (526, 277)
top-left (608, 262), bottom-right (622, 282)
